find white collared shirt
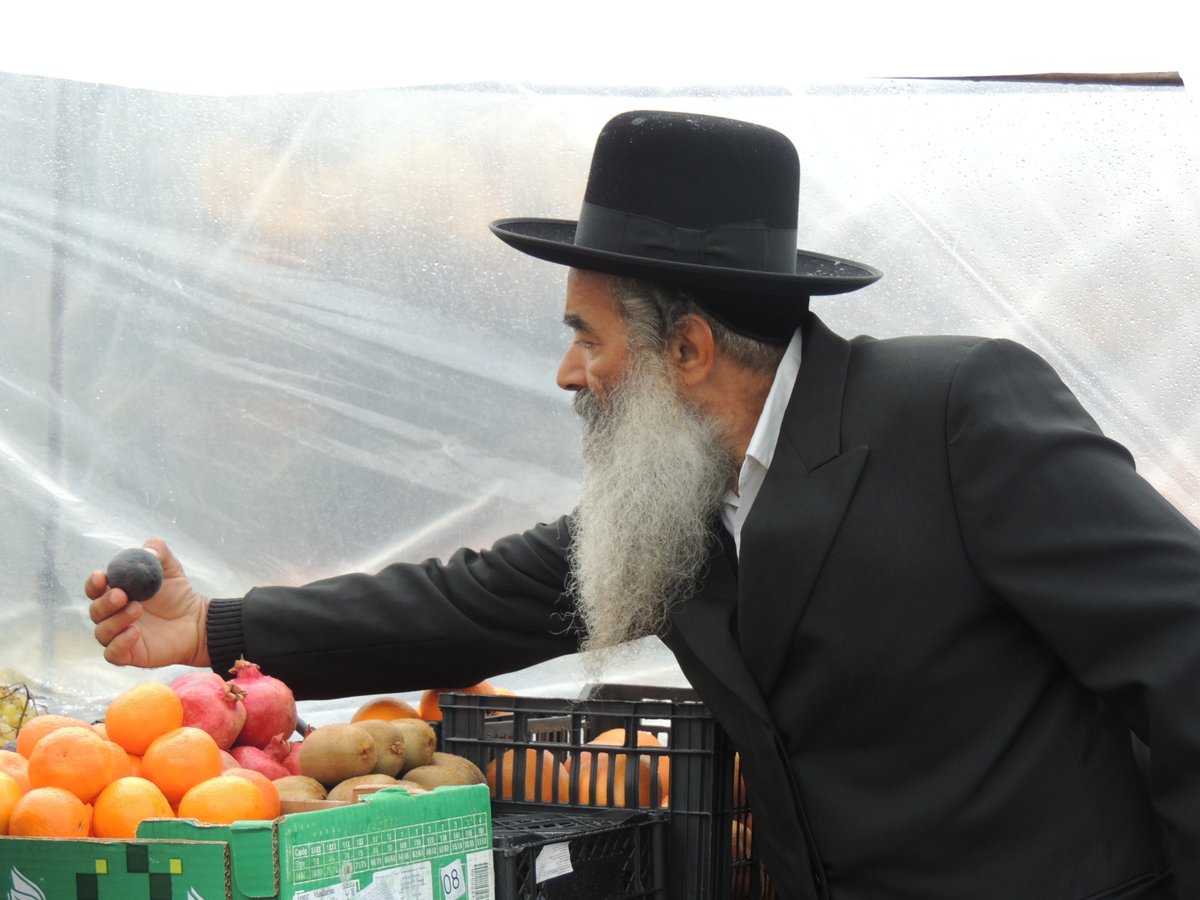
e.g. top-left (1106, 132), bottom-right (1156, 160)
top-left (720, 327), bottom-right (804, 555)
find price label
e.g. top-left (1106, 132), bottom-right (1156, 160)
top-left (440, 859), bottom-right (467, 900)
top-left (534, 842), bottom-right (574, 882)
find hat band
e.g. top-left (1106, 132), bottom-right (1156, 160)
top-left (575, 202), bottom-right (799, 274)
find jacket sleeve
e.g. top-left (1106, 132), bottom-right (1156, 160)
top-left (946, 338), bottom-right (1200, 888)
top-left (206, 515), bottom-right (579, 699)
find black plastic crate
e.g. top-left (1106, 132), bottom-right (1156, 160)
top-left (492, 804), bottom-right (667, 899)
top-left (440, 685), bottom-right (773, 900)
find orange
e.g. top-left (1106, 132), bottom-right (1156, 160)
top-left (0, 749), bottom-right (31, 793)
top-left (15, 713), bottom-right (92, 759)
top-left (105, 681), bottom-right (185, 756)
top-left (104, 740), bottom-right (136, 781)
top-left (0, 771), bottom-right (23, 835)
top-left (486, 748), bottom-right (570, 803)
top-left (26, 725), bottom-right (115, 803)
top-left (92, 776), bottom-right (174, 838)
top-left (567, 748), bottom-right (655, 808)
top-left (140, 726), bottom-right (224, 805)
top-left (177, 774), bottom-right (267, 824)
top-left (590, 728), bottom-right (670, 805)
top-left (351, 696), bottom-right (421, 722)
top-left (225, 767), bottom-right (281, 819)
top-left (8, 786), bottom-right (92, 837)
top-left (730, 819), bottom-right (756, 899)
top-left (419, 680), bottom-right (514, 722)
top-left (733, 752), bottom-right (746, 807)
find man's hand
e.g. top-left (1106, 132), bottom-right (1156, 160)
top-left (86, 538), bottom-right (213, 670)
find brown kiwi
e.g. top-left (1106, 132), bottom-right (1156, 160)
top-left (392, 718), bottom-right (437, 772)
top-left (327, 773), bottom-right (399, 803)
top-left (272, 775), bottom-right (329, 802)
top-left (354, 719), bottom-right (408, 777)
top-left (298, 723), bottom-right (378, 788)
top-left (401, 764), bottom-right (470, 790)
top-left (431, 751), bottom-right (487, 785)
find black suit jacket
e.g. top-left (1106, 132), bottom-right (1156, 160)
top-left (223, 314), bottom-right (1200, 899)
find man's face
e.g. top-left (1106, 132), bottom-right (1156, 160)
top-left (556, 269), bottom-right (633, 401)
top-left (560, 271), bottom-right (735, 655)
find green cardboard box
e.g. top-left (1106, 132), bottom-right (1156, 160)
top-left (1, 784), bottom-right (494, 900)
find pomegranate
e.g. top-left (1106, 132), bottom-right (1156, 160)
top-left (230, 740), bottom-right (291, 780)
top-left (283, 738), bottom-right (304, 775)
top-left (170, 670), bottom-right (247, 750)
top-left (229, 657), bottom-right (297, 749)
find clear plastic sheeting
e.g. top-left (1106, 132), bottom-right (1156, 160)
top-left (1, 75), bottom-right (1197, 720)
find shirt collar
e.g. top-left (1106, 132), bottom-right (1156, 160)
top-left (743, 326), bottom-right (804, 475)
top-left (722, 326), bottom-right (804, 526)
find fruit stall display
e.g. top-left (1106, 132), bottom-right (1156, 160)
top-left (1, 666), bottom-right (768, 898)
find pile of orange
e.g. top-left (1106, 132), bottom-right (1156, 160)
top-left (416, 680), bottom-right (514, 722)
top-left (0, 680), bottom-right (279, 839)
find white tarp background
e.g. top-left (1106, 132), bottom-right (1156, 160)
top-left (1, 4), bottom-right (1197, 723)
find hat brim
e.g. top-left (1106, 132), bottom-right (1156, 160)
top-left (490, 218), bottom-right (881, 296)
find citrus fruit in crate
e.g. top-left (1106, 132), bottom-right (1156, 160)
top-left (178, 773), bottom-right (269, 824)
top-left (15, 713), bottom-right (92, 758)
top-left (589, 728), bottom-right (670, 805)
top-left (224, 766), bottom-right (281, 819)
top-left (0, 749), bottom-right (31, 792)
top-left (26, 725), bottom-right (115, 803)
top-left (350, 695), bottom-right (421, 722)
top-left (104, 680), bottom-right (185, 755)
top-left (8, 786), bottom-right (92, 837)
top-left (418, 679), bottom-right (514, 721)
top-left (567, 748), bottom-right (655, 807)
top-left (0, 771), bottom-right (23, 834)
top-left (92, 776), bottom-right (174, 838)
top-left (487, 748), bottom-right (571, 803)
top-left (140, 726), bottom-right (224, 805)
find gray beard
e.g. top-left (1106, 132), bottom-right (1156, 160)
top-left (568, 353), bottom-right (735, 653)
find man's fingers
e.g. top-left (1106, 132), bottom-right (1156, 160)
top-left (84, 570), bottom-right (108, 600)
top-left (88, 584), bottom-right (130, 626)
top-left (101, 625), bottom-right (141, 667)
top-left (143, 537), bottom-right (181, 578)
top-left (92, 598), bottom-right (141, 645)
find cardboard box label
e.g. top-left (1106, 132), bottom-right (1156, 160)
top-left (2, 785), bottom-right (493, 900)
top-left (287, 808), bottom-right (489, 887)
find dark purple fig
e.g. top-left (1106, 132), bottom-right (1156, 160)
top-left (106, 547), bottom-right (164, 602)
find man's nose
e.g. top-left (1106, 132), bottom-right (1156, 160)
top-left (556, 345), bottom-right (584, 392)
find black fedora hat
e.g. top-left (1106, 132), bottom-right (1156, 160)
top-left (490, 110), bottom-right (881, 341)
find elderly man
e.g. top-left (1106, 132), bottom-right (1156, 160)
top-left (89, 110), bottom-right (1200, 898)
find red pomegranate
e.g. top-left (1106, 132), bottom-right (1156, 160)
top-left (229, 658), bottom-right (298, 749)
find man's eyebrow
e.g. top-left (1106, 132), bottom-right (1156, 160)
top-left (563, 313), bottom-right (591, 333)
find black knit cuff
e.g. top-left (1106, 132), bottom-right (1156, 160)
top-left (205, 598), bottom-right (246, 677)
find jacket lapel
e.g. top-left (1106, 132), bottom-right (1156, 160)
top-left (737, 314), bottom-right (869, 693)
top-left (666, 526), bottom-right (775, 726)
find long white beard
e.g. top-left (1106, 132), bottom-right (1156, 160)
top-left (569, 353), bottom-right (734, 653)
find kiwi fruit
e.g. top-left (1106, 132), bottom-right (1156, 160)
top-left (298, 723), bottom-right (378, 788)
top-left (327, 773), bottom-right (399, 803)
top-left (392, 718), bottom-right (437, 772)
top-left (431, 751), bottom-right (487, 785)
top-left (354, 719), bottom-right (407, 777)
top-left (106, 547), bottom-right (164, 602)
top-left (401, 764), bottom-right (469, 790)
top-left (272, 775), bottom-right (328, 802)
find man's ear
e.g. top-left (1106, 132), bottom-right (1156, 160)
top-left (672, 313), bottom-right (716, 387)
